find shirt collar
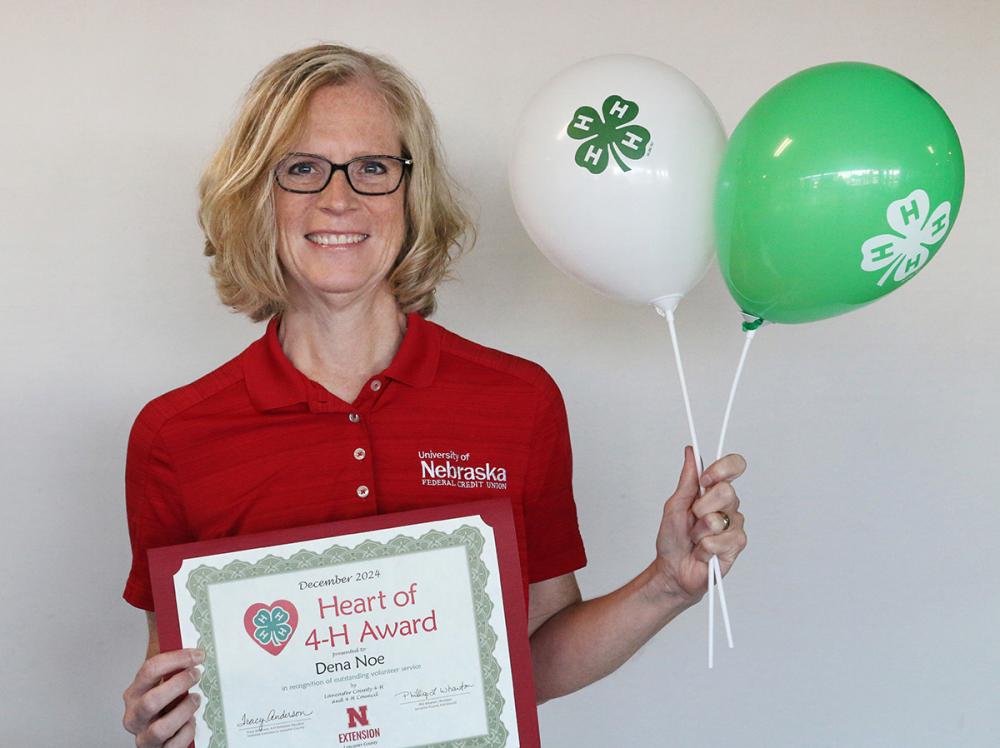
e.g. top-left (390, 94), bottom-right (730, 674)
top-left (243, 312), bottom-right (441, 413)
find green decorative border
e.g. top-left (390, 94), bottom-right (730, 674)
top-left (185, 525), bottom-right (509, 748)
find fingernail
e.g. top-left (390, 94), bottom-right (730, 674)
top-left (191, 693), bottom-right (201, 707)
top-left (193, 649), bottom-right (206, 664)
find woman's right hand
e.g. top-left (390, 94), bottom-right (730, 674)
top-left (122, 648), bottom-right (204, 747)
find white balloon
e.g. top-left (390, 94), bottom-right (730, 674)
top-left (509, 54), bottom-right (726, 314)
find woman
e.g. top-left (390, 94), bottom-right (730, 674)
top-left (122, 44), bottom-right (747, 747)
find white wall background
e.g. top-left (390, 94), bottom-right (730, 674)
top-left (2, 1), bottom-right (997, 745)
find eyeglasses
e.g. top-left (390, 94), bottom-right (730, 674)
top-left (274, 152), bottom-right (413, 196)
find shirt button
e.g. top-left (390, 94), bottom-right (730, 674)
top-left (353, 448), bottom-right (366, 460)
top-left (348, 413), bottom-right (360, 423)
top-left (356, 485), bottom-right (370, 499)
top-left (370, 379), bottom-right (382, 392)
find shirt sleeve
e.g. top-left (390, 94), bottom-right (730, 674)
top-left (521, 370), bottom-right (587, 584)
top-left (122, 409), bottom-right (192, 611)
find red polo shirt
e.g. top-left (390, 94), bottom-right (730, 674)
top-left (123, 313), bottom-right (587, 611)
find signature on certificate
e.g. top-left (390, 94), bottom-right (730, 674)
top-left (237, 707), bottom-right (315, 731)
top-left (395, 681), bottom-right (475, 703)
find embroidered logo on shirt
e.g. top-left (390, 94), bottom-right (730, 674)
top-left (418, 450), bottom-right (508, 491)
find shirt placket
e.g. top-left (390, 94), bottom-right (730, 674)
top-left (307, 376), bottom-right (389, 512)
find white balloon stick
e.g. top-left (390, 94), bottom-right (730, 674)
top-left (707, 324), bottom-right (760, 664)
top-left (712, 555), bottom-right (734, 649)
top-left (661, 307), bottom-right (733, 668)
top-left (708, 552), bottom-right (715, 669)
top-left (663, 307), bottom-right (704, 472)
top-left (716, 329), bottom-right (757, 462)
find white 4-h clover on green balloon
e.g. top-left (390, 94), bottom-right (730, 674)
top-left (510, 54), bottom-right (726, 315)
top-left (715, 62), bottom-right (964, 328)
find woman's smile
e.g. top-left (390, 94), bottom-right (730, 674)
top-left (304, 232), bottom-right (370, 247)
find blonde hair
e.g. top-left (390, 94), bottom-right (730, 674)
top-left (198, 44), bottom-right (474, 321)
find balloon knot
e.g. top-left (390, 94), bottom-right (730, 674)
top-left (741, 316), bottom-right (765, 332)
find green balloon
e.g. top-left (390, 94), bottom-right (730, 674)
top-left (715, 62), bottom-right (964, 326)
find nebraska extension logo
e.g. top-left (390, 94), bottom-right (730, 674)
top-left (419, 449), bottom-right (508, 491)
top-left (339, 705), bottom-right (381, 743)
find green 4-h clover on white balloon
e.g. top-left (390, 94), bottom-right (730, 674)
top-left (510, 54), bottom-right (726, 314)
top-left (567, 95), bottom-right (651, 174)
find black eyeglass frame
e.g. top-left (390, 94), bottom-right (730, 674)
top-left (274, 152), bottom-right (414, 196)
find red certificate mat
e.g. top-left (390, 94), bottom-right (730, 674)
top-left (150, 499), bottom-right (540, 748)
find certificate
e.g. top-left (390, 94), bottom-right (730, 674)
top-left (149, 499), bottom-right (540, 747)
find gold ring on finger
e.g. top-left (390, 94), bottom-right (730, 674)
top-left (719, 511), bottom-right (731, 531)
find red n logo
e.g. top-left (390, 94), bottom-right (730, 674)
top-left (346, 705), bottom-right (369, 728)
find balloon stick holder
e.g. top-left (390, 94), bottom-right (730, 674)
top-left (740, 312), bottom-right (767, 333)
top-left (652, 295), bottom-right (683, 317)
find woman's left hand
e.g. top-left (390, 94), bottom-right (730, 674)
top-left (653, 446), bottom-right (748, 604)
